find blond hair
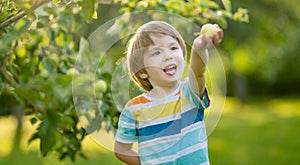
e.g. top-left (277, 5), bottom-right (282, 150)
top-left (126, 21), bottom-right (186, 92)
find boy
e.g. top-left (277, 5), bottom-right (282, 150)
top-left (114, 21), bottom-right (223, 165)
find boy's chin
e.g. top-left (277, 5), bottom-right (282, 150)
top-left (166, 76), bottom-right (182, 84)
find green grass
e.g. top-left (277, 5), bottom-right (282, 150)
top-left (208, 97), bottom-right (300, 165)
top-left (1, 97), bottom-right (300, 165)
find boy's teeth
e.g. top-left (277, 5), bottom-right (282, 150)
top-left (163, 65), bottom-right (177, 75)
top-left (164, 64), bottom-right (176, 70)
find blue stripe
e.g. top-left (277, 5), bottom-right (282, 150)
top-left (116, 126), bottom-right (137, 141)
top-left (139, 127), bottom-right (207, 160)
top-left (138, 107), bottom-right (204, 143)
top-left (157, 148), bottom-right (209, 165)
top-left (176, 147), bottom-right (209, 164)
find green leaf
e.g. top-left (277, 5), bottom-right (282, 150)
top-left (1, 19), bottom-right (31, 46)
top-left (59, 152), bottom-right (68, 160)
top-left (78, 0), bottom-right (95, 22)
top-left (221, 0), bottom-right (232, 12)
top-left (92, 10), bottom-right (98, 19)
top-left (39, 119), bottom-right (58, 156)
top-left (233, 8), bottom-right (249, 23)
top-left (53, 0), bottom-right (61, 4)
top-left (43, 58), bottom-right (57, 73)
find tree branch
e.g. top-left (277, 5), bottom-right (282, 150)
top-left (0, 0), bottom-right (51, 30)
top-left (0, 66), bottom-right (19, 88)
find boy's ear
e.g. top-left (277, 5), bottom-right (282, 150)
top-left (139, 73), bottom-right (148, 79)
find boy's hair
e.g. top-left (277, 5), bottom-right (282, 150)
top-left (126, 21), bottom-right (187, 92)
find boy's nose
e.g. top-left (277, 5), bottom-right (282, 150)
top-left (163, 50), bottom-right (173, 61)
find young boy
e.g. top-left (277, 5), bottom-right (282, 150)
top-left (114, 21), bottom-right (223, 165)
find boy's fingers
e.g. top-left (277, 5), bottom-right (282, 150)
top-left (213, 34), bottom-right (221, 46)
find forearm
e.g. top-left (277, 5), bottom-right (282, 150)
top-left (188, 47), bottom-right (208, 96)
top-left (114, 142), bottom-right (141, 165)
top-left (190, 48), bottom-right (208, 76)
top-left (115, 150), bottom-right (140, 165)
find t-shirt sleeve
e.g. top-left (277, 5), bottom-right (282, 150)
top-left (115, 107), bottom-right (137, 144)
top-left (181, 78), bottom-right (211, 110)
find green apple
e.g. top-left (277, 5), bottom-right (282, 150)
top-left (95, 80), bottom-right (107, 93)
top-left (200, 24), bottom-right (219, 37)
top-left (66, 68), bottom-right (80, 75)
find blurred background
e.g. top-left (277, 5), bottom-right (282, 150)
top-left (0, 0), bottom-right (299, 164)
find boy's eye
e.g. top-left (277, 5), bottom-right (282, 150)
top-left (152, 51), bottom-right (160, 56)
top-left (171, 46), bottom-right (179, 50)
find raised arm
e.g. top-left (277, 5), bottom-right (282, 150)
top-left (114, 141), bottom-right (141, 165)
top-left (189, 24), bottom-right (223, 97)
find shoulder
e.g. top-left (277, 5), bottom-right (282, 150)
top-left (126, 94), bottom-right (151, 107)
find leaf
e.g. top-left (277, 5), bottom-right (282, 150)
top-left (221, 0), bottom-right (232, 12)
top-left (86, 116), bottom-right (102, 133)
top-left (43, 57), bottom-right (57, 73)
top-left (59, 152), bottom-right (68, 160)
top-left (39, 119), bottom-right (58, 157)
top-left (1, 19), bottom-right (31, 46)
top-left (78, 0), bottom-right (95, 22)
top-left (55, 32), bottom-right (65, 47)
top-left (53, 0), bottom-right (61, 4)
top-left (92, 10), bottom-right (98, 19)
top-left (233, 8), bottom-right (249, 23)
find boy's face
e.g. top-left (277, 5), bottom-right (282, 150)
top-left (142, 33), bottom-right (185, 88)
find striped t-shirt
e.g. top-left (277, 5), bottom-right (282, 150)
top-left (115, 79), bottom-right (211, 165)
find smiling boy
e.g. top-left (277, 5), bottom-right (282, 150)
top-left (114, 21), bottom-right (223, 165)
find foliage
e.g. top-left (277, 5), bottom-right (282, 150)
top-left (0, 0), bottom-right (248, 161)
top-left (222, 0), bottom-right (300, 96)
top-left (114, 0), bottom-right (248, 28)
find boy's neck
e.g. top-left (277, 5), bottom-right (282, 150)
top-left (147, 84), bottom-right (179, 99)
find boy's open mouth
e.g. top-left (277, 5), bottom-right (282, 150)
top-left (163, 64), bottom-right (177, 76)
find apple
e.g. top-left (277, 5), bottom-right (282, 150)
top-left (95, 80), bottom-right (107, 93)
top-left (200, 24), bottom-right (219, 37)
top-left (66, 68), bottom-right (80, 75)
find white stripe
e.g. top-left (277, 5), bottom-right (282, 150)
top-left (181, 121), bottom-right (205, 134)
top-left (138, 113), bottom-right (181, 128)
top-left (142, 141), bottom-right (208, 164)
top-left (114, 136), bottom-right (136, 144)
top-left (138, 122), bottom-right (205, 149)
top-left (139, 133), bottom-right (180, 150)
top-left (181, 103), bottom-right (196, 113)
top-left (119, 120), bottom-right (135, 128)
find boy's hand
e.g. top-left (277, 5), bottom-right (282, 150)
top-left (193, 24), bottom-right (223, 51)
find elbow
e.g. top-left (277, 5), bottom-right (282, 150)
top-left (114, 145), bottom-right (121, 159)
top-left (114, 143), bottom-right (125, 161)
top-left (114, 150), bottom-right (122, 160)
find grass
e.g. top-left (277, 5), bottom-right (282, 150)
top-left (1, 96), bottom-right (300, 165)
top-left (208, 97), bottom-right (300, 165)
